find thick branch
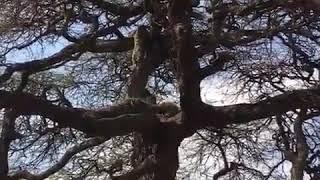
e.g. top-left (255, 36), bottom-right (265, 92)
top-left (201, 88), bottom-right (320, 127)
top-left (0, 91), bottom-right (160, 137)
top-left (93, 38), bottom-right (133, 53)
top-left (169, 0), bottom-right (201, 120)
top-left (0, 37), bottom-right (135, 86)
top-left (0, 44), bottom-right (83, 84)
top-left (3, 86), bottom-right (320, 137)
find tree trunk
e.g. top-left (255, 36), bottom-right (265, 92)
top-left (291, 163), bottom-right (305, 180)
top-left (127, 18), bottom-right (171, 179)
top-left (154, 140), bottom-right (180, 180)
top-left (0, 110), bottom-right (17, 179)
top-left (290, 111), bottom-right (308, 180)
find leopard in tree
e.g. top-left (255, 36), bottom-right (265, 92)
top-left (131, 26), bottom-right (151, 70)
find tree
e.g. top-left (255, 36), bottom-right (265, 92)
top-left (0, 0), bottom-right (320, 179)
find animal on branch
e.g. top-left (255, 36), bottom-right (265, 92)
top-left (131, 26), bottom-right (151, 69)
top-left (158, 102), bottom-right (180, 117)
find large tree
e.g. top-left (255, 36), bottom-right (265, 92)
top-left (0, 0), bottom-right (320, 179)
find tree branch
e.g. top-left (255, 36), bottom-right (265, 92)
top-left (169, 0), bottom-right (201, 121)
top-left (0, 91), bottom-right (160, 137)
top-left (2, 86), bottom-right (320, 139)
top-left (10, 137), bottom-right (107, 180)
top-left (87, 0), bottom-right (143, 17)
top-left (0, 37), bottom-right (136, 86)
top-left (201, 87), bottom-right (320, 128)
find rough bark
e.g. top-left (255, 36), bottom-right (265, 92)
top-left (168, 0), bottom-right (201, 120)
top-left (127, 19), bottom-right (162, 179)
top-left (0, 110), bottom-right (17, 179)
top-left (153, 140), bottom-right (180, 180)
top-left (290, 111), bottom-right (308, 180)
top-left (2, 86), bottom-right (320, 137)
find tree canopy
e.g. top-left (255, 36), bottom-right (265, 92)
top-left (0, 0), bottom-right (320, 179)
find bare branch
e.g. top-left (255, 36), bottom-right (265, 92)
top-left (10, 137), bottom-right (107, 180)
top-left (201, 87), bottom-right (320, 127)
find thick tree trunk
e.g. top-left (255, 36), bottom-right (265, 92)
top-left (290, 111), bottom-right (308, 180)
top-left (291, 163), bottom-right (305, 180)
top-left (128, 41), bottom-right (157, 179)
top-left (0, 110), bottom-right (17, 179)
top-left (153, 140), bottom-right (180, 180)
top-left (127, 15), bottom-right (179, 178)
top-left (168, 0), bottom-right (201, 127)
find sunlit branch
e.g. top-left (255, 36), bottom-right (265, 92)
top-left (201, 87), bottom-right (320, 127)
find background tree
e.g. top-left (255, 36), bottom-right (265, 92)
top-left (0, 0), bottom-right (320, 179)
